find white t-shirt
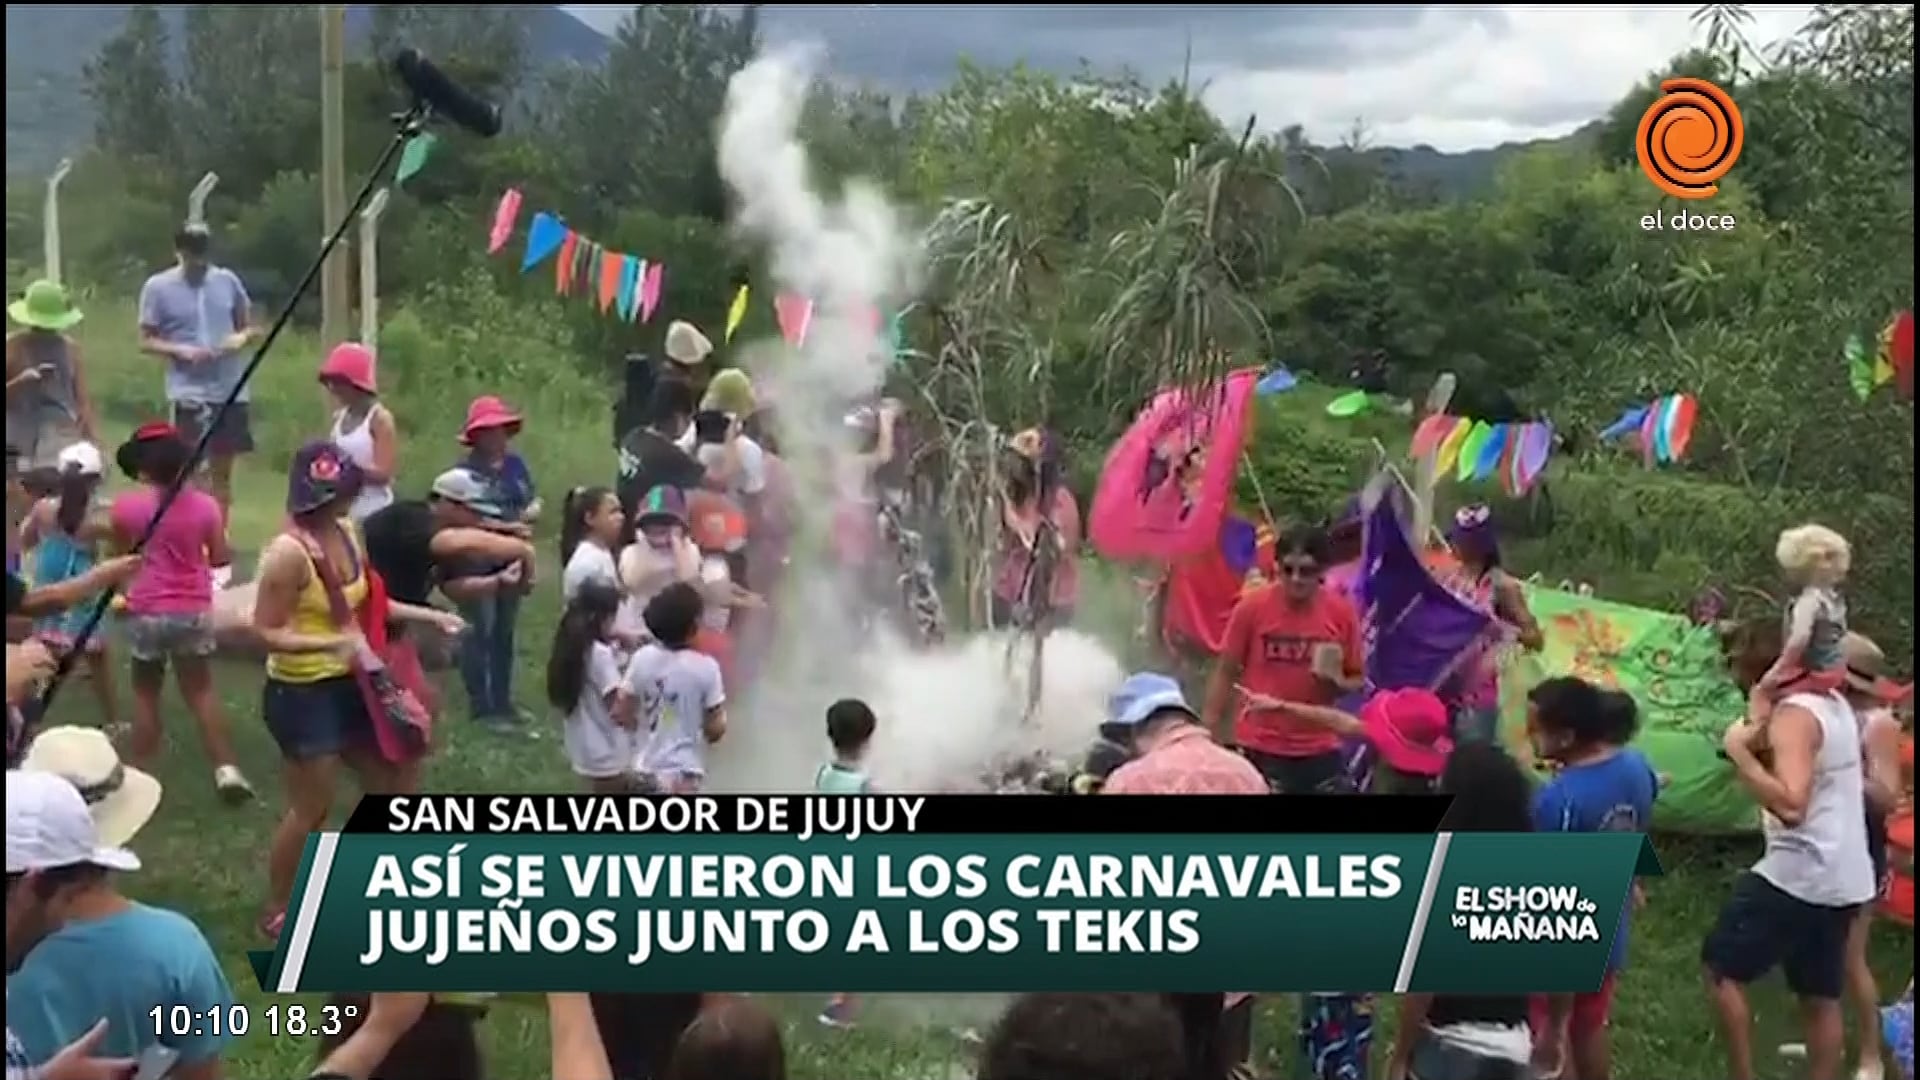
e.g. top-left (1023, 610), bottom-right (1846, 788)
top-left (678, 430), bottom-right (767, 498)
top-left (626, 644), bottom-right (725, 780)
top-left (563, 642), bottom-right (632, 779)
top-left (561, 541), bottom-right (619, 604)
top-left (618, 539), bottom-right (699, 637)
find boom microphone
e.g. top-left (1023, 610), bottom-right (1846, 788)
top-left (391, 48), bottom-right (503, 138)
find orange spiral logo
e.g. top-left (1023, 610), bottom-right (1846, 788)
top-left (1635, 77), bottom-right (1745, 200)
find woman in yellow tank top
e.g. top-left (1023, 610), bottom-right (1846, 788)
top-left (251, 441), bottom-right (465, 939)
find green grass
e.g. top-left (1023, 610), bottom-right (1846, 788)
top-left (32, 297), bottom-right (1917, 1078)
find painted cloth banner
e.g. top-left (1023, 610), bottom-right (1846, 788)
top-left (1498, 586), bottom-right (1753, 834)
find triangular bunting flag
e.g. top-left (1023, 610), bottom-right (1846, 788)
top-left (628, 261), bottom-right (647, 324)
top-left (1517, 422), bottom-right (1552, 489)
top-left (1498, 426), bottom-right (1523, 495)
top-left (555, 232), bottom-right (579, 294)
top-left (1845, 333), bottom-right (1874, 401)
top-left (725, 286), bottom-right (750, 342)
top-left (1455, 421), bottom-right (1493, 482)
top-left (640, 262), bottom-right (664, 322)
top-left (774, 292), bottom-right (813, 347)
top-left (1473, 423), bottom-right (1508, 481)
top-left (1666, 394), bottom-right (1697, 462)
top-left (598, 250), bottom-right (623, 313)
top-left (395, 132), bottom-right (438, 186)
top-left (617, 256), bottom-right (641, 321)
top-left (1409, 413), bottom-right (1451, 459)
top-left (489, 188), bottom-right (523, 255)
top-left (520, 213), bottom-right (566, 272)
top-left (1637, 402), bottom-right (1660, 467)
top-left (1435, 417), bottom-right (1472, 475)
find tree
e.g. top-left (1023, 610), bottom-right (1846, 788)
top-left (82, 4), bottom-right (177, 174)
top-left (542, 4), bottom-right (759, 226)
top-left (173, 6), bottom-right (322, 203)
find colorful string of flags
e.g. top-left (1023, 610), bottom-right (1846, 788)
top-left (1846, 309), bottom-right (1914, 402)
top-left (1410, 414), bottom-right (1555, 494)
top-left (487, 188), bottom-right (911, 357)
top-left (1597, 393), bottom-right (1697, 466)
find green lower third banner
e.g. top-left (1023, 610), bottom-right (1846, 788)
top-left (250, 832), bottom-right (1656, 994)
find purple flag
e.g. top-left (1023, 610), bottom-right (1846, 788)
top-left (1354, 478), bottom-right (1499, 695)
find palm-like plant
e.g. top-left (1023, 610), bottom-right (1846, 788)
top-left (1089, 125), bottom-right (1301, 410)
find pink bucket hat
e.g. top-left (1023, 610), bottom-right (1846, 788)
top-left (318, 342), bottom-right (377, 394)
top-left (1361, 688), bottom-right (1453, 777)
top-left (459, 395), bottom-right (522, 445)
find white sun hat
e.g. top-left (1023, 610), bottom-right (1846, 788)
top-left (55, 441), bottom-right (104, 477)
top-left (21, 726), bottom-right (163, 850)
top-left (664, 320), bottom-right (714, 367)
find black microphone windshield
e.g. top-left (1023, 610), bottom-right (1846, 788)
top-left (392, 48), bottom-right (503, 139)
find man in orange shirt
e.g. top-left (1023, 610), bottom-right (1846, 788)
top-left (1202, 525), bottom-right (1364, 794)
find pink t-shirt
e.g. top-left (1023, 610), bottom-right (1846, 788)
top-left (109, 486), bottom-right (223, 615)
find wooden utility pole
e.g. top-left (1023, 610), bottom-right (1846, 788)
top-left (319, 4), bottom-right (350, 352)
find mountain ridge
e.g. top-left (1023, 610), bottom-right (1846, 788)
top-left (5, 5), bottom-right (1579, 196)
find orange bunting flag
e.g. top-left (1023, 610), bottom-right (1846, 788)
top-left (598, 250), bottom-right (623, 312)
top-left (555, 232), bottom-right (579, 295)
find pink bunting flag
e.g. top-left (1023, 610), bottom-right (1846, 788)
top-left (489, 188), bottom-right (523, 255)
top-left (640, 262), bottom-right (664, 323)
top-left (775, 292), bottom-right (813, 347)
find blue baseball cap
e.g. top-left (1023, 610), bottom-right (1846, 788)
top-left (1102, 672), bottom-right (1197, 738)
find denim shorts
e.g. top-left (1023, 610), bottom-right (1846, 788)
top-left (124, 612), bottom-right (216, 663)
top-left (263, 675), bottom-right (376, 760)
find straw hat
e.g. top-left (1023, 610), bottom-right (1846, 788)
top-left (664, 321), bottom-right (714, 367)
top-left (21, 726), bottom-right (163, 850)
top-left (8, 279), bottom-right (84, 332)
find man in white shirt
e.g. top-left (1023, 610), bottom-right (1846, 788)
top-left (1704, 688), bottom-right (1877, 1080)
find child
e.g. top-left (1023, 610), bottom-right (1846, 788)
top-left (619, 485), bottom-right (702, 639)
top-left (1259, 687), bottom-right (1453, 1080)
top-left (1525, 677), bottom-right (1658, 1080)
top-left (816, 697), bottom-right (877, 1030)
top-left (1749, 523), bottom-right (1850, 725)
top-left (558, 486), bottom-right (626, 604)
top-left (620, 583), bottom-right (726, 794)
top-left (686, 489), bottom-right (760, 689)
top-left (20, 442), bottom-right (118, 729)
top-left (455, 395), bottom-right (539, 728)
top-left (546, 581), bottom-right (644, 794)
top-left (108, 423), bottom-right (252, 801)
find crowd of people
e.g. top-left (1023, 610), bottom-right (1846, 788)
top-left (3, 221), bottom-right (1915, 1080)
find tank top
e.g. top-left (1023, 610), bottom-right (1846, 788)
top-left (330, 405), bottom-right (394, 521)
top-left (6, 333), bottom-right (81, 463)
top-left (266, 524), bottom-right (368, 684)
top-left (1752, 691), bottom-right (1877, 907)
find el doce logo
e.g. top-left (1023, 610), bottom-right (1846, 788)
top-left (1636, 77), bottom-right (1745, 199)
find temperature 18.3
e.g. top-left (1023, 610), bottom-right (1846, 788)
top-left (264, 1002), bottom-right (360, 1038)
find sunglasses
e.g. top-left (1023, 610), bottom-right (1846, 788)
top-left (1278, 562), bottom-right (1322, 579)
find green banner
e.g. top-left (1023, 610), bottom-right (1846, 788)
top-left (251, 831), bottom-right (1652, 995)
top-left (1499, 585), bottom-right (1753, 834)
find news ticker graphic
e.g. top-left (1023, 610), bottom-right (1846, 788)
top-left (248, 795), bottom-right (1660, 996)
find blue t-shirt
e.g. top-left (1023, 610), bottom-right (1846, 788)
top-left (1532, 749), bottom-right (1659, 972)
top-left (462, 451), bottom-right (536, 522)
top-left (5, 903), bottom-right (233, 1066)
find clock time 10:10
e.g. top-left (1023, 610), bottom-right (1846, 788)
top-left (149, 1002), bottom-right (361, 1039)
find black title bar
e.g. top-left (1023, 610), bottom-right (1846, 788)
top-left (342, 794), bottom-right (1452, 836)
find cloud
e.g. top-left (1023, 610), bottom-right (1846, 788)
top-left (563, 4), bottom-right (1814, 151)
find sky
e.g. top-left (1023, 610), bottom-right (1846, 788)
top-left (564, 4), bottom-right (1814, 152)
